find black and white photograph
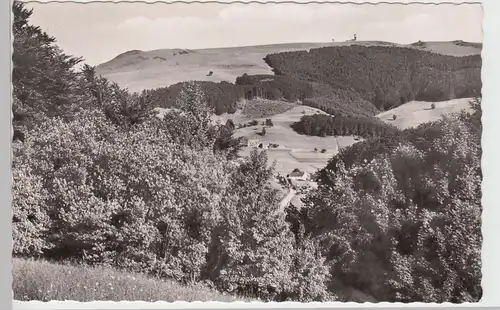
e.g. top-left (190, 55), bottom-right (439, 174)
top-left (11, 0), bottom-right (483, 304)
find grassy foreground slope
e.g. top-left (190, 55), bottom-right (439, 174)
top-left (13, 258), bottom-right (243, 302)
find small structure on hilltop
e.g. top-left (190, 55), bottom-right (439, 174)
top-left (287, 168), bottom-right (308, 181)
top-left (346, 33), bottom-right (357, 42)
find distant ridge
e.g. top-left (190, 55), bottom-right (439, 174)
top-left (97, 40), bottom-right (482, 93)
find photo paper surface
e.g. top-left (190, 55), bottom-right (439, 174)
top-left (11, 0), bottom-right (484, 305)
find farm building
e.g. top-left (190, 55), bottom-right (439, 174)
top-left (287, 168), bottom-right (309, 181)
top-left (247, 139), bottom-right (261, 148)
top-left (239, 137), bottom-right (249, 147)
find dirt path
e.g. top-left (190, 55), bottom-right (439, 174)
top-left (279, 188), bottom-right (296, 211)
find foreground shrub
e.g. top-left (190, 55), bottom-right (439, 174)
top-left (12, 75), bottom-right (329, 301)
top-left (209, 150), bottom-right (296, 299)
top-left (13, 108), bottom-right (234, 279)
top-left (12, 164), bottom-right (52, 257)
top-left (207, 150), bottom-right (333, 301)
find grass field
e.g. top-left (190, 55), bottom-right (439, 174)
top-left (13, 258), bottom-right (245, 302)
top-left (96, 41), bottom-right (481, 93)
top-left (376, 97), bottom-right (474, 129)
top-left (210, 100), bottom-right (359, 175)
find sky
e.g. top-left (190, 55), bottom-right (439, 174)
top-left (25, 1), bottom-right (483, 66)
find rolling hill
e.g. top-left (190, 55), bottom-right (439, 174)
top-left (96, 40), bottom-right (482, 93)
top-left (376, 97), bottom-right (474, 130)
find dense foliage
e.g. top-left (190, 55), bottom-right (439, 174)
top-left (297, 99), bottom-right (482, 302)
top-left (235, 74), bottom-right (314, 102)
top-left (291, 113), bottom-right (398, 139)
top-left (305, 82), bottom-right (379, 117)
top-left (12, 0), bottom-right (83, 129)
top-left (11, 1), bottom-right (328, 302)
top-left (143, 81), bottom-right (244, 115)
top-left (265, 45), bottom-right (481, 112)
top-left (143, 74), bottom-right (313, 116)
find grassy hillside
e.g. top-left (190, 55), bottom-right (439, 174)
top-left (96, 41), bottom-right (481, 93)
top-left (205, 99), bottom-right (359, 175)
top-left (13, 258), bottom-right (244, 302)
top-left (376, 97), bottom-right (474, 130)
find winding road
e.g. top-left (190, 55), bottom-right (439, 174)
top-left (279, 188), bottom-right (296, 211)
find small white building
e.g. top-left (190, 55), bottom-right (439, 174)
top-left (287, 169), bottom-right (309, 181)
top-left (248, 139), bottom-right (261, 148)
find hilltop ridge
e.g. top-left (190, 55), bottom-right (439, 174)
top-left (96, 40), bottom-right (482, 93)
